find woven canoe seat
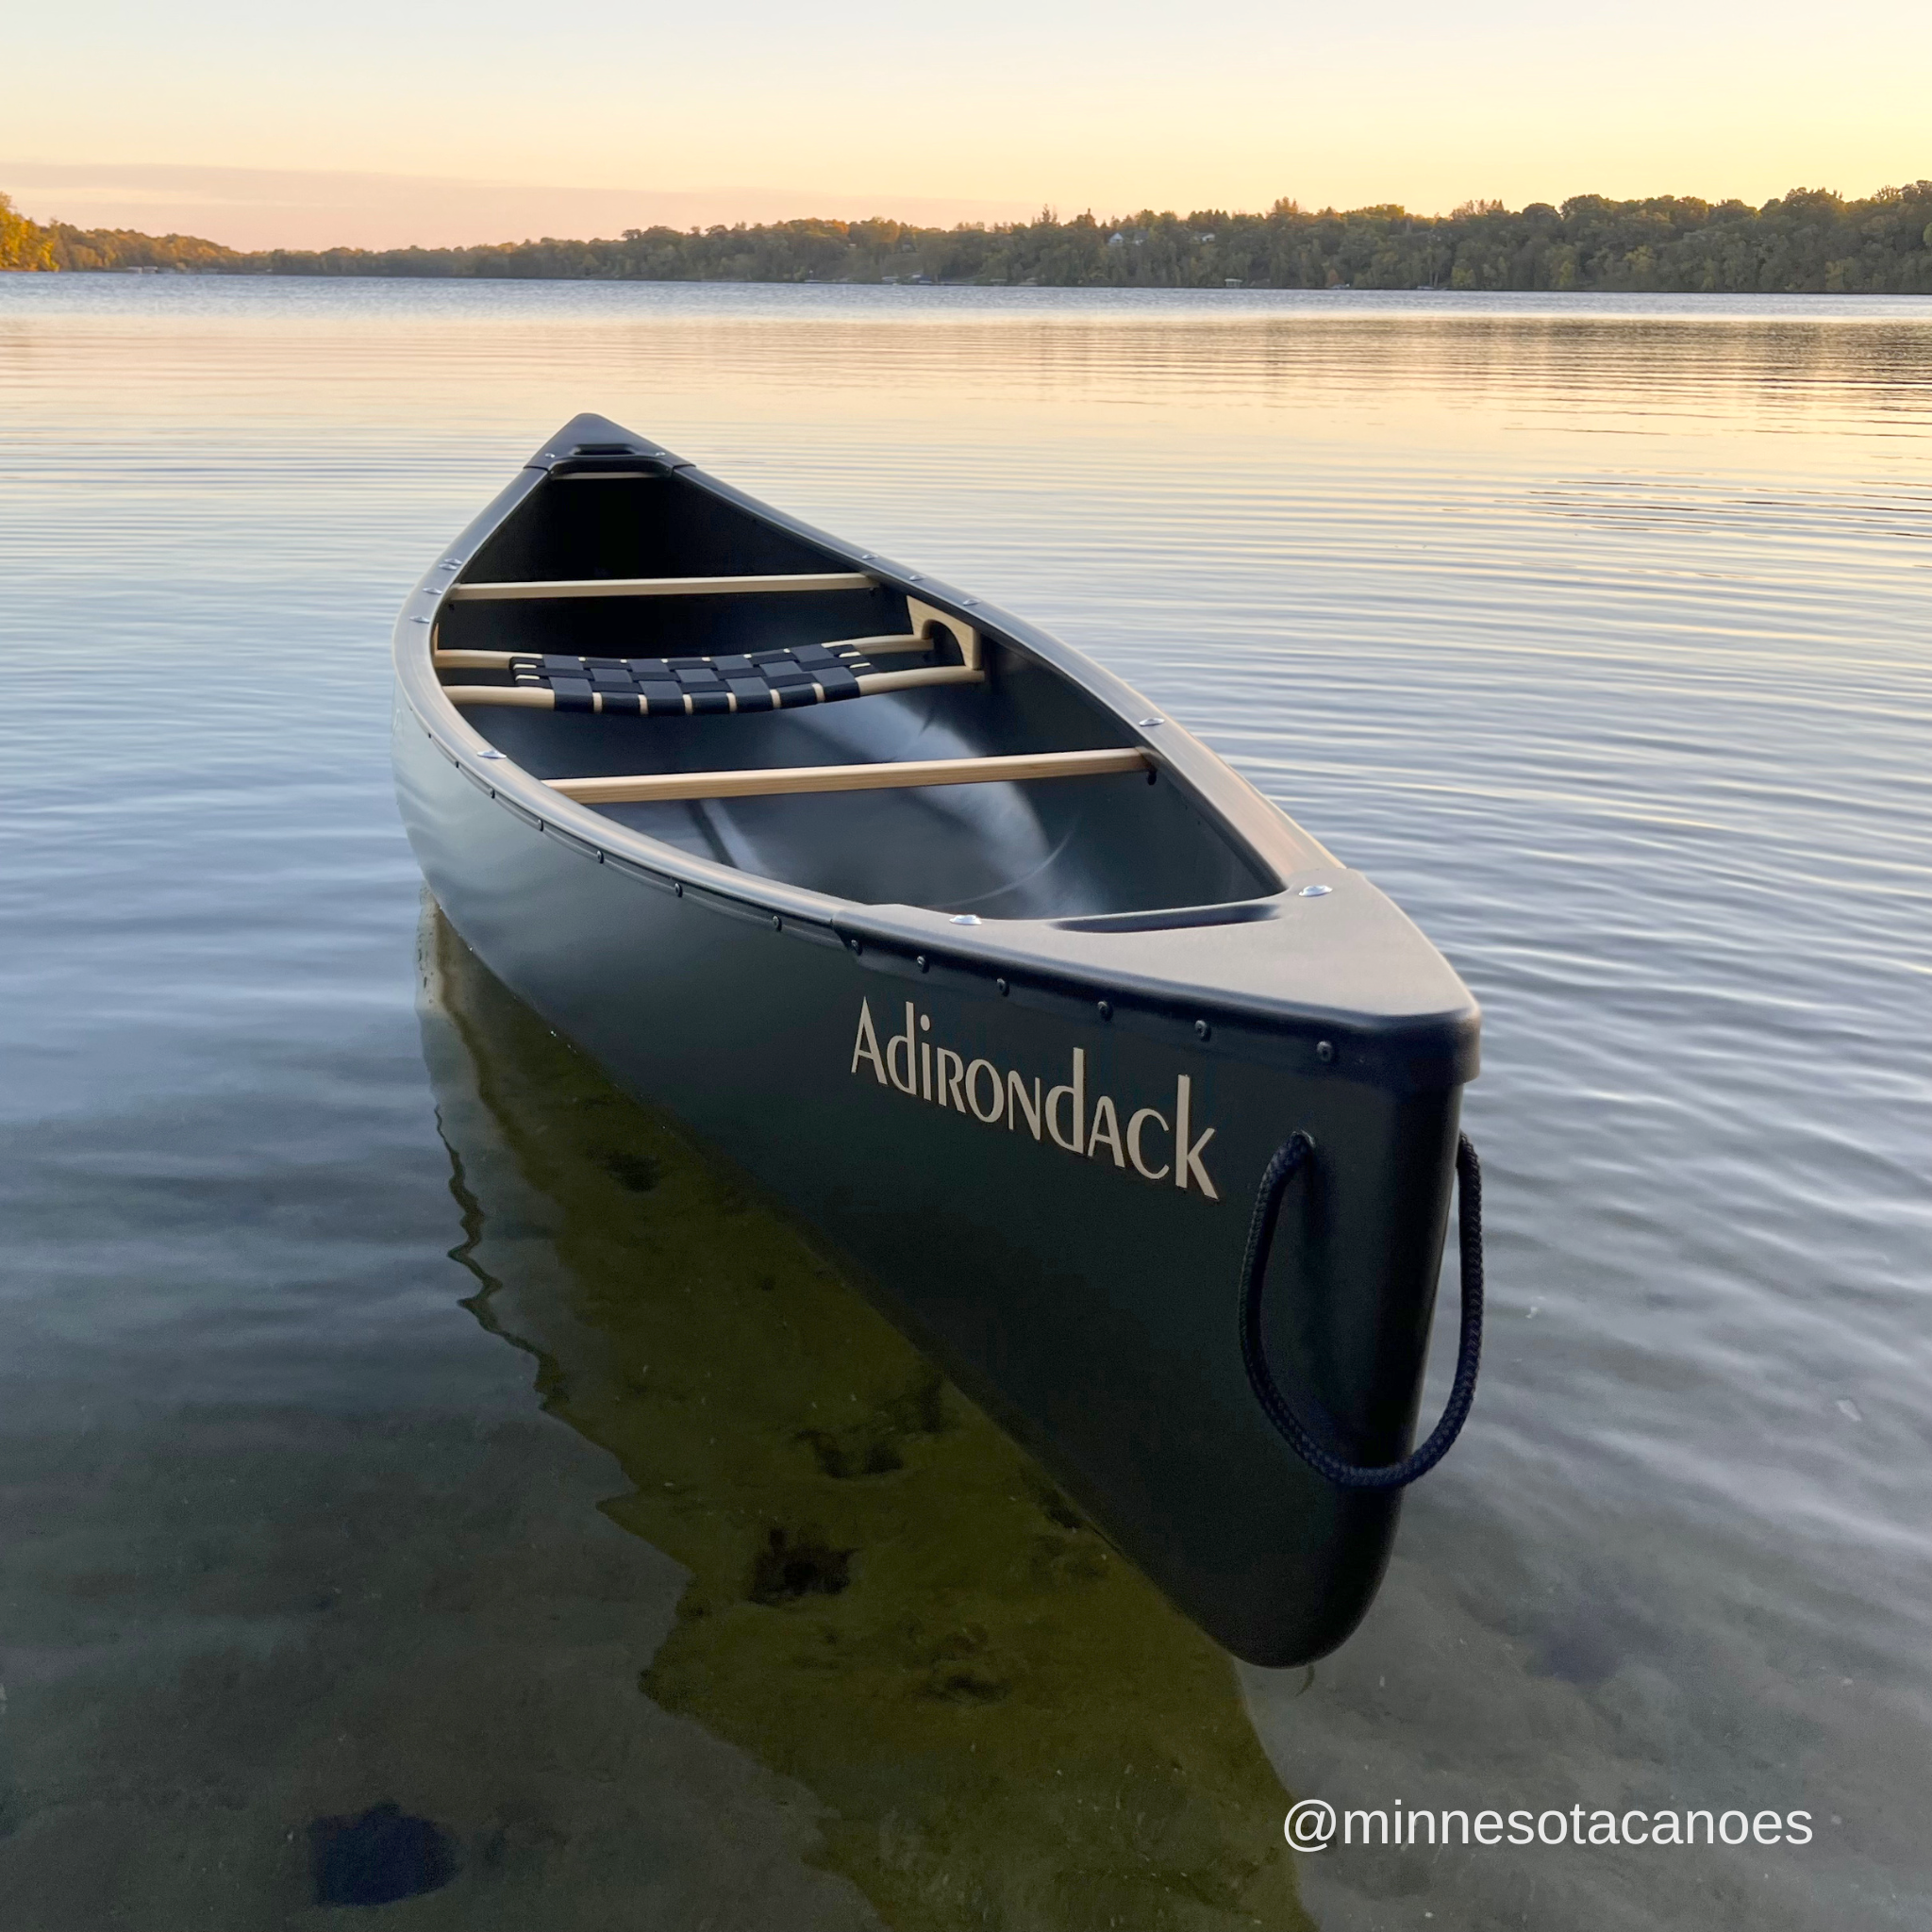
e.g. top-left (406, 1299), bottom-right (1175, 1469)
top-left (508, 641), bottom-right (875, 716)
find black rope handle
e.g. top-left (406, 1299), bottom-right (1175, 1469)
top-left (1238, 1130), bottom-right (1483, 1490)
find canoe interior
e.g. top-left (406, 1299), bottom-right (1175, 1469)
top-left (441, 470), bottom-right (1279, 919)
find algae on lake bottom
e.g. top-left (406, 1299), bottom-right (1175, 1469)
top-left (419, 904), bottom-right (1307, 1931)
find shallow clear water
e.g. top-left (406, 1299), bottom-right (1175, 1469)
top-left (0, 274), bottom-right (1926, 1929)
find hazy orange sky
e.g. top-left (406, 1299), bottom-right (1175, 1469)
top-left (6, 0), bottom-right (1928, 248)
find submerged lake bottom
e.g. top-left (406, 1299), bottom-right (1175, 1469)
top-left (0, 275), bottom-right (1925, 1930)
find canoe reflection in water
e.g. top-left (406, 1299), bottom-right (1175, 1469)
top-left (419, 903), bottom-right (1307, 1931)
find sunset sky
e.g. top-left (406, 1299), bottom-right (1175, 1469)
top-left (7, 0), bottom-right (1928, 248)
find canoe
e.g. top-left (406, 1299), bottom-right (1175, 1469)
top-left (392, 413), bottom-right (1484, 1667)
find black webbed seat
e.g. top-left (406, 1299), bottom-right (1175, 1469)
top-left (508, 641), bottom-right (876, 715)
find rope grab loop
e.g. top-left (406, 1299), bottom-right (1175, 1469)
top-left (1238, 1130), bottom-right (1484, 1491)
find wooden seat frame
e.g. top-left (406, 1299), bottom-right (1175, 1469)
top-left (435, 581), bottom-right (1136, 801)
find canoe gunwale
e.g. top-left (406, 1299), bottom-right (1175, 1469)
top-left (392, 415), bottom-right (1477, 1085)
top-left (397, 436), bottom-right (1313, 905)
top-left (412, 721), bottom-right (1474, 1089)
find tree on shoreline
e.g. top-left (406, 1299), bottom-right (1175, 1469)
top-left (8, 185), bottom-right (1932, 293)
top-left (0, 192), bottom-right (56, 271)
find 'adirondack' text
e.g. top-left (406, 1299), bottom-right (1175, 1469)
top-left (849, 997), bottom-right (1218, 1200)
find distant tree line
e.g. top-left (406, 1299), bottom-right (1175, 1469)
top-left (8, 185), bottom-right (1932, 292)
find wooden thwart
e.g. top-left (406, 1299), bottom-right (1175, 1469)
top-left (448, 572), bottom-right (874, 603)
top-left (545, 747), bottom-right (1151, 806)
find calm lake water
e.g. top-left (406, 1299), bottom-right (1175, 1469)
top-left (0, 275), bottom-right (1925, 1930)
